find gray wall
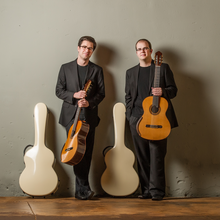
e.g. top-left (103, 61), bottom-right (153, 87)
top-left (1, 0), bottom-right (220, 197)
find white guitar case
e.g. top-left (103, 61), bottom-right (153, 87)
top-left (101, 102), bottom-right (139, 196)
top-left (19, 103), bottom-right (58, 196)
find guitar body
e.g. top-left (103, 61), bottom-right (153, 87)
top-left (137, 96), bottom-right (171, 141)
top-left (101, 103), bottom-right (139, 196)
top-left (61, 120), bottom-right (89, 165)
top-left (137, 51), bottom-right (171, 141)
top-left (60, 80), bottom-right (91, 166)
top-left (19, 103), bottom-right (58, 197)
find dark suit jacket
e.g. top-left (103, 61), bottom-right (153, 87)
top-left (125, 60), bottom-right (178, 128)
top-left (56, 59), bottom-right (105, 129)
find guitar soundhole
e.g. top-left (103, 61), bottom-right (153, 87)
top-left (150, 105), bottom-right (161, 115)
top-left (65, 147), bottom-right (73, 152)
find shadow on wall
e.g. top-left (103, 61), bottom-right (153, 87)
top-left (162, 49), bottom-right (220, 197)
top-left (89, 44), bottom-right (117, 195)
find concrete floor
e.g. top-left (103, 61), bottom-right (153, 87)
top-left (1, 196), bottom-right (220, 219)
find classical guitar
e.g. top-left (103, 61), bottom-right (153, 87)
top-left (101, 103), bottom-right (139, 196)
top-left (136, 51), bottom-right (171, 140)
top-left (61, 80), bottom-right (92, 166)
top-left (19, 103), bottom-right (58, 197)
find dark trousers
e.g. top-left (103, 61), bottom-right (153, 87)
top-left (129, 116), bottom-right (167, 197)
top-left (66, 119), bottom-right (95, 195)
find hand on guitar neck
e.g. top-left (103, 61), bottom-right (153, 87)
top-left (74, 90), bottom-right (89, 107)
top-left (78, 98), bottom-right (89, 108)
top-left (74, 90), bottom-right (87, 99)
top-left (152, 87), bottom-right (162, 97)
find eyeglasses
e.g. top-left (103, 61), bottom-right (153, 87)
top-left (80, 45), bottom-right (94, 51)
top-left (136, 47), bottom-right (150, 52)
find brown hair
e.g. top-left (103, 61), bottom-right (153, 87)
top-left (78, 36), bottom-right (97, 51)
top-left (135, 39), bottom-right (152, 50)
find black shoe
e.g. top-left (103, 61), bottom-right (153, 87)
top-left (87, 190), bottom-right (94, 200)
top-left (152, 195), bottom-right (163, 201)
top-left (75, 190), bottom-right (94, 200)
top-left (75, 192), bottom-right (87, 200)
top-left (138, 193), bottom-right (152, 199)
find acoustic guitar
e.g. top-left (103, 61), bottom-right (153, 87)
top-left (61, 80), bottom-right (91, 166)
top-left (136, 51), bottom-right (171, 141)
top-left (19, 103), bottom-right (58, 197)
top-left (101, 103), bottom-right (139, 196)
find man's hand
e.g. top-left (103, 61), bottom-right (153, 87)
top-left (78, 99), bottom-right (89, 108)
top-left (74, 90), bottom-right (87, 99)
top-left (152, 87), bottom-right (162, 97)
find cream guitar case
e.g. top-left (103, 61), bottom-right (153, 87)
top-left (101, 102), bottom-right (139, 196)
top-left (19, 103), bottom-right (58, 197)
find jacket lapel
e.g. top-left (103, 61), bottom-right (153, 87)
top-left (149, 61), bottom-right (155, 94)
top-left (132, 65), bottom-right (139, 99)
top-left (71, 59), bottom-right (80, 91)
top-left (85, 61), bottom-right (95, 83)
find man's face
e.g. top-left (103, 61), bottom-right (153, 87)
top-left (78, 40), bottom-right (94, 61)
top-left (136, 41), bottom-right (152, 62)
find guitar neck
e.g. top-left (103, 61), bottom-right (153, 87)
top-left (153, 66), bottom-right (160, 88)
top-left (152, 66), bottom-right (161, 108)
top-left (70, 79), bottom-right (92, 137)
top-left (71, 106), bottom-right (81, 137)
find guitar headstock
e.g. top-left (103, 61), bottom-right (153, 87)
top-left (154, 51), bottom-right (163, 67)
top-left (83, 80), bottom-right (92, 93)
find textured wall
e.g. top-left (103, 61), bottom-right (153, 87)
top-left (1, 0), bottom-right (220, 197)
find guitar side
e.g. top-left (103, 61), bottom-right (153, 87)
top-left (137, 96), bottom-right (171, 140)
top-left (61, 121), bottom-right (89, 165)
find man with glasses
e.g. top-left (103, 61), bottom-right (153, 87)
top-left (125, 39), bottom-right (178, 200)
top-left (56, 36), bottom-right (105, 200)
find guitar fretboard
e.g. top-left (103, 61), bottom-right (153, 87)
top-left (71, 106), bottom-right (81, 137)
top-left (152, 66), bottom-right (161, 109)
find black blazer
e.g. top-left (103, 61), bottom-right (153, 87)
top-left (125, 61), bottom-right (178, 128)
top-left (56, 59), bottom-right (105, 129)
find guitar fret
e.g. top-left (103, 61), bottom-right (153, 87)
top-left (153, 66), bottom-right (161, 108)
top-left (154, 66), bottom-right (160, 88)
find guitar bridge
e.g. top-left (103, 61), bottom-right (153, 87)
top-left (146, 125), bottom-right (162, 129)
